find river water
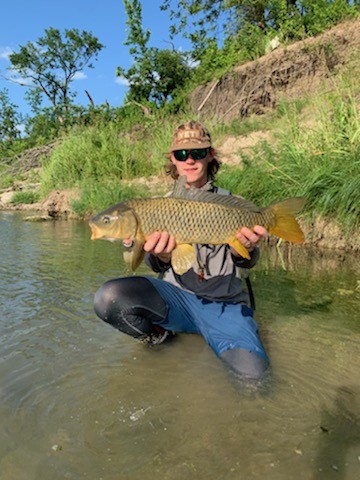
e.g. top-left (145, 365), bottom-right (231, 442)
top-left (0, 211), bottom-right (359, 480)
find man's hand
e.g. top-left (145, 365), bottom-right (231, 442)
top-left (143, 231), bottom-right (176, 264)
top-left (231, 225), bottom-right (268, 257)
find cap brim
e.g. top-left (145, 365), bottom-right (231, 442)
top-left (171, 140), bottom-right (212, 151)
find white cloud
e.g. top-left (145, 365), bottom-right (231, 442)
top-left (115, 76), bottom-right (129, 86)
top-left (0, 47), bottom-right (13, 60)
top-left (73, 71), bottom-right (87, 81)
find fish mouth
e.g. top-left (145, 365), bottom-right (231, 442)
top-left (89, 223), bottom-right (119, 242)
top-left (89, 222), bottom-right (101, 240)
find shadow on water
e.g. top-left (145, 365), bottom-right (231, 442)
top-left (312, 386), bottom-right (360, 480)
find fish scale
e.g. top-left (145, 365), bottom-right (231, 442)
top-left (125, 197), bottom-right (274, 243)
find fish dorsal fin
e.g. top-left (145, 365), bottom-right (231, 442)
top-left (171, 176), bottom-right (261, 212)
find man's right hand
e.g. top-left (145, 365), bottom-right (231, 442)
top-left (143, 231), bottom-right (176, 264)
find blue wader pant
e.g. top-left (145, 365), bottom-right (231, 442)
top-left (94, 276), bottom-right (269, 379)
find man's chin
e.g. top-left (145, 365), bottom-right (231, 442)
top-left (183, 172), bottom-right (200, 182)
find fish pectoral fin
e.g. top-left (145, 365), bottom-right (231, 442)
top-left (171, 244), bottom-right (196, 275)
top-left (228, 238), bottom-right (251, 260)
top-left (123, 237), bottom-right (145, 271)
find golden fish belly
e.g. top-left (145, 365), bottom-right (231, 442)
top-left (127, 198), bottom-right (273, 244)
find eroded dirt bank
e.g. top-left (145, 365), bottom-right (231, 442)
top-left (190, 19), bottom-right (360, 121)
top-left (0, 188), bottom-right (80, 219)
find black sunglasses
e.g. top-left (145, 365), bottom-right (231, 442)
top-left (173, 148), bottom-right (210, 161)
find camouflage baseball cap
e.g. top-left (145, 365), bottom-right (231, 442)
top-left (171, 120), bottom-right (212, 151)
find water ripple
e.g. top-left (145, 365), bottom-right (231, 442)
top-left (1, 212), bottom-right (359, 480)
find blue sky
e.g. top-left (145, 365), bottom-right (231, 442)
top-left (0, 0), bottom-right (191, 117)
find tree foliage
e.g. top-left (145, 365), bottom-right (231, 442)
top-left (160, 0), bottom-right (359, 84)
top-left (117, 0), bottom-right (192, 106)
top-left (161, 0), bottom-right (358, 51)
top-left (8, 28), bottom-right (104, 123)
top-left (0, 88), bottom-right (22, 144)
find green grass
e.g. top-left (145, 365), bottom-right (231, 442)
top-left (218, 83), bottom-right (360, 233)
top-left (40, 119), bottom-right (179, 194)
top-left (11, 191), bottom-right (40, 205)
top-left (0, 171), bottom-right (14, 190)
top-left (71, 179), bottom-right (151, 217)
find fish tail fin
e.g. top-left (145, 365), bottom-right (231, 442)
top-left (268, 197), bottom-right (306, 243)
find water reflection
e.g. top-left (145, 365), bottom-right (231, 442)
top-left (0, 212), bottom-right (359, 480)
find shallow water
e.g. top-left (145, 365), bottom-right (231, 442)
top-left (0, 211), bottom-right (359, 480)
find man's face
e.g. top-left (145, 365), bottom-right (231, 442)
top-left (171, 148), bottom-right (213, 188)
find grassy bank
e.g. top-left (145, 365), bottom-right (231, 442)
top-left (218, 79), bottom-right (360, 234)
top-left (35, 70), bottom-right (360, 239)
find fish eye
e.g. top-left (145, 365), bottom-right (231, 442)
top-left (102, 215), bottom-right (111, 224)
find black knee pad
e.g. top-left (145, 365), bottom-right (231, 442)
top-left (94, 277), bottom-right (168, 339)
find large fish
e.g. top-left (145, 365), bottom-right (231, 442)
top-left (89, 176), bottom-right (305, 274)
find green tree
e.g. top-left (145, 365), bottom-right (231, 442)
top-left (161, 0), bottom-right (358, 48)
top-left (301, 0), bottom-right (359, 36)
top-left (24, 108), bottom-right (61, 145)
top-left (160, 0), bottom-right (358, 82)
top-left (8, 28), bottom-right (104, 124)
top-left (0, 88), bottom-right (22, 144)
top-left (117, 0), bottom-right (191, 106)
